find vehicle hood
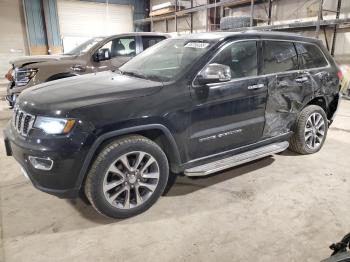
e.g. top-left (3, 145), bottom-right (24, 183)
top-left (18, 71), bottom-right (163, 116)
top-left (10, 55), bottom-right (74, 67)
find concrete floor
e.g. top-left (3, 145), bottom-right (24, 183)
top-left (0, 94), bottom-right (349, 262)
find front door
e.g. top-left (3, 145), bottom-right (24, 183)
top-left (188, 40), bottom-right (268, 159)
top-left (93, 36), bottom-right (137, 71)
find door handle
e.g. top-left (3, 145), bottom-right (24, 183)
top-left (248, 83), bottom-right (265, 90)
top-left (295, 76), bottom-right (308, 83)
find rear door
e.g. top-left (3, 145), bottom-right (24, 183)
top-left (262, 40), bottom-right (334, 138)
top-left (262, 40), bottom-right (303, 137)
top-left (188, 40), bottom-right (268, 159)
top-left (295, 41), bottom-right (334, 92)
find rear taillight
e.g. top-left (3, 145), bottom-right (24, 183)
top-left (337, 70), bottom-right (343, 81)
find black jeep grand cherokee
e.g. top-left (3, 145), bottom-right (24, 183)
top-left (4, 31), bottom-right (341, 218)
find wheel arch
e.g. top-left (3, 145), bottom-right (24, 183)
top-left (306, 94), bottom-right (339, 120)
top-left (75, 124), bottom-right (182, 190)
top-left (306, 96), bottom-right (327, 113)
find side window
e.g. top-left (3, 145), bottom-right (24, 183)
top-left (262, 41), bottom-right (298, 74)
top-left (100, 41), bottom-right (112, 51)
top-left (211, 41), bottom-right (258, 79)
top-left (110, 37), bottom-right (136, 58)
top-left (98, 37), bottom-right (136, 58)
top-left (295, 43), bottom-right (328, 69)
top-left (142, 36), bottom-right (166, 50)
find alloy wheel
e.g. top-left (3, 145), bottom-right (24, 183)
top-left (304, 112), bottom-right (326, 150)
top-left (102, 151), bottom-right (160, 209)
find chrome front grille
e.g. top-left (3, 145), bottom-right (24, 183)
top-left (12, 108), bottom-right (35, 136)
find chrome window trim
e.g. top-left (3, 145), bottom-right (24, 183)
top-left (192, 38), bottom-right (331, 88)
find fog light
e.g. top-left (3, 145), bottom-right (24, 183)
top-left (28, 156), bottom-right (53, 171)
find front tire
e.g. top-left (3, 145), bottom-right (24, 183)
top-left (289, 105), bottom-right (328, 154)
top-left (84, 135), bottom-right (169, 219)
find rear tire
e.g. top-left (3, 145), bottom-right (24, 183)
top-left (289, 105), bottom-right (328, 155)
top-left (84, 135), bottom-right (169, 219)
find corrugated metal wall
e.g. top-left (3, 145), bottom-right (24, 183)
top-left (43, 0), bottom-right (62, 54)
top-left (22, 0), bottom-right (148, 55)
top-left (23, 0), bottom-right (48, 54)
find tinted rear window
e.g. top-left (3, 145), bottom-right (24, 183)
top-left (262, 41), bottom-right (298, 75)
top-left (142, 36), bottom-right (166, 50)
top-left (295, 43), bottom-right (328, 69)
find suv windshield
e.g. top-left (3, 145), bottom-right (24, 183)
top-left (119, 38), bottom-right (214, 82)
top-left (64, 37), bottom-right (104, 55)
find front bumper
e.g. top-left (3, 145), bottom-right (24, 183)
top-left (5, 94), bottom-right (18, 107)
top-left (3, 121), bottom-right (92, 198)
top-left (5, 82), bottom-right (17, 107)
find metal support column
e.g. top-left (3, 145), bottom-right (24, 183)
top-left (206, 0), bottom-right (209, 32)
top-left (150, 16), bottom-right (153, 31)
top-left (250, 0), bottom-right (254, 27)
top-left (331, 0), bottom-right (342, 56)
top-left (190, 0), bottom-right (193, 33)
top-left (268, 0), bottom-right (272, 25)
top-left (315, 0), bottom-right (323, 38)
top-left (175, 0), bottom-right (178, 32)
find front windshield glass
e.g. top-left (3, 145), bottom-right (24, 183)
top-left (119, 38), bottom-right (214, 82)
top-left (64, 37), bottom-right (104, 55)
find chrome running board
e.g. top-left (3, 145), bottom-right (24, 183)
top-left (184, 141), bottom-right (289, 177)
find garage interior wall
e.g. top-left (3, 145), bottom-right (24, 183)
top-left (151, 0), bottom-right (208, 33)
top-left (0, 0), bottom-right (148, 79)
top-left (149, 0), bottom-right (350, 64)
top-left (57, 0), bottom-right (134, 52)
top-left (0, 0), bottom-right (28, 77)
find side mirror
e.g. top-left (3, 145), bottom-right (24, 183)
top-left (197, 63), bottom-right (231, 85)
top-left (93, 48), bottom-right (111, 62)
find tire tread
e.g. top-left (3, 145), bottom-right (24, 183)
top-left (289, 105), bottom-right (328, 155)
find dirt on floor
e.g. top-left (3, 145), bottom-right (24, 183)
top-left (0, 99), bottom-right (349, 262)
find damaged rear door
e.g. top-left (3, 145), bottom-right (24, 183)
top-left (262, 40), bottom-right (322, 137)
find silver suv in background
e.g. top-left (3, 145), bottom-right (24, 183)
top-left (5, 32), bottom-right (168, 107)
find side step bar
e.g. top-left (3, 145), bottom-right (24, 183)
top-left (184, 141), bottom-right (289, 177)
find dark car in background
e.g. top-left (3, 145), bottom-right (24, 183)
top-left (5, 32), bottom-right (168, 107)
top-left (4, 31), bottom-right (341, 218)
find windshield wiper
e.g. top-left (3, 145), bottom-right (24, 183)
top-left (120, 70), bottom-right (165, 82)
top-left (121, 70), bottom-right (148, 79)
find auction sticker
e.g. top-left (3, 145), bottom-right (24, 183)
top-left (185, 42), bottom-right (210, 48)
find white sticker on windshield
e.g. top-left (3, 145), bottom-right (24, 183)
top-left (185, 42), bottom-right (210, 49)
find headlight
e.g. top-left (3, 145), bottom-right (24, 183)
top-left (15, 68), bottom-right (38, 87)
top-left (34, 116), bottom-right (76, 135)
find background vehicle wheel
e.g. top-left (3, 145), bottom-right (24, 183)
top-left (84, 135), bottom-right (169, 219)
top-left (289, 105), bottom-right (328, 155)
